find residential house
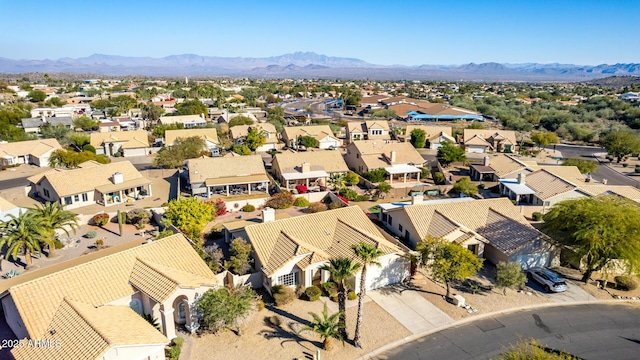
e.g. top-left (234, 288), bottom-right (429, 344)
top-left (499, 170), bottom-right (587, 207)
top-left (30, 107), bottom-right (75, 118)
top-left (0, 139), bottom-right (62, 167)
top-left (98, 119), bottom-right (121, 132)
top-left (158, 114), bottom-right (207, 128)
top-left (404, 125), bottom-right (455, 149)
top-left (272, 150), bottom-right (349, 191)
top-left (346, 121), bottom-right (391, 143)
top-left (186, 155), bottom-right (269, 198)
top-left (90, 130), bottom-right (151, 157)
top-left (165, 128), bottom-right (220, 157)
top-left (244, 206), bottom-right (409, 294)
top-left (377, 196), bottom-right (557, 269)
top-left (20, 116), bottom-right (74, 133)
top-left (2, 234), bottom-right (219, 360)
top-left (469, 154), bottom-right (534, 182)
top-left (28, 161), bottom-right (152, 210)
top-left (463, 129), bottom-right (518, 153)
top-left (344, 140), bottom-right (425, 186)
top-left (282, 125), bottom-right (341, 150)
top-left (230, 123), bottom-right (279, 152)
top-left (577, 185), bottom-right (640, 203)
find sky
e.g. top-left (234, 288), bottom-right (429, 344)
top-left (1, 0), bottom-right (638, 66)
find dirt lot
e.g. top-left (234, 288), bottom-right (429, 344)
top-left (190, 296), bottom-right (411, 360)
top-left (553, 267), bottom-right (640, 300)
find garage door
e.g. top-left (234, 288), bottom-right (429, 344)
top-left (513, 252), bottom-right (551, 270)
top-left (467, 145), bottom-right (486, 153)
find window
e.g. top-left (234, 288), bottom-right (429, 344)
top-left (276, 271), bottom-right (299, 286)
top-left (64, 197), bottom-right (72, 205)
top-left (399, 224), bottom-right (403, 232)
top-left (388, 215), bottom-right (393, 225)
top-left (43, 188), bottom-right (50, 198)
top-left (74, 194), bottom-right (79, 202)
top-left (177, 302), bottom-right (187, 323)
top-left (82, 193), bottom-right (88, 202)
top-left (468, 244), bottom-right (478, 255)
top-left (356, 153), bottom-right (360, 158)
top-left (129, 299), bottom-right (143, 315)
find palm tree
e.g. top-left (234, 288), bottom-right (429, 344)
top-left (299, 302), bottom-right (344, 351)
top-left (319, 258), bottom-right (361, 339)
top-left (3, 211), bottom-right (48, 267)
top-left (30, 202), bottom-right (79, 255)
top-left (352, 242), bottom-right (384, 348)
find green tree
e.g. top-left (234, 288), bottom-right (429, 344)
top-left (142, 104), bottom-right (164, 122)
top-left (196, 286), bottom-right (258, 335)
top-left (541, 195), bottom-right (640, 283)
top-left (176, 99), bottom-right (207, 116)
top-left (416, 237), bottom-right (483, 298)
top-left (495, 262), bottom-right (527, 296)
top-left (561, 158), bottom-right (598, 174)
top-left (228, 116), bottom-right (254, 127)
top-left (436, 141), bottom-right (466, 167)
top-left (232, 144), bottom-right (251, 155)
top-left (530, 131), bottom-right (560, 149)
top-left (44, 97), bottom-right (65, 107)
top-left (600, 130), bottom-right (640, 163)
top-left (453, 178), bottom-right (478, 197)
top-left (30, 202), bottom-right (79, 255)
top-left (73, 115), bottom-right (99, 131)
top-left (48, 149), bottom-right (109, 168)
top-left (69, 134), bottom-right (91, 151)
top-left (153, 147), bottom-right (184, 169)
top-left (299, 302), bottom-right (345, 351)
top-left (344, 172), bottom-right (360, 186)
top-left (40, 124), bottom-right (71, 143)
top-left (109, 95), bottom-right (137, 114)
top-left (352, 242), bottom-right (384, 348)
top-left (28, 90), bottom-right (47, 102)
top-left (371, 109), bottom-right (397, 119)
top-left (298, 136), bottom-right (319, 148)
top-left (225, 238), bottom-right (253, 275)
top-left (319, 258), bottom-right (361, 339)
top-left (1, 211), bottom-right (49, 266)
top-left (362, 168), bottom-right (387, 182)
top-left (175, 136), bottom-right (207, 159)
top-left (410, 129), bottom-right (427, 148)
top-left (162, 197), bottom-right (215, 241)
top-left (244, 126), bottom-right (266, 151)
top-left (377, 181), bottom-right (391, 195)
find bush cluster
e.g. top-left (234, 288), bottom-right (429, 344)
top-left (271, 285), bottom-right (296, 306)
top-left (295, 184), bottom-right (308, 194)
top-left (307, 202), bottom-right (327, 213)
top-left (293, 197), bottom-right (310, 207)
top-left (92, 213), bottom-right (110, 226)
top-left (265, 191), bottom-right (296, 209)
top-left (328, 201), bottom-right (346, 210)
top-left (241, 204), bottom-right (256, 212)
top-left (85, 230), bottom-right (97, 239)
top-left (614, 275), bottom-right (638, 291)
top-left (347, 291), bottom-right (357, 301)
top-left (531, 212), bottom-right (543, 221)
top-left (338, 187), bottom-right (358, 201)
top-left (305, 286), bottom-right (322, 301)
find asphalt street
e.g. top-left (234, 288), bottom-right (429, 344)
top-left (377, 303), bottom-right (640, 360)
top-left (554, 144), bottom-right (640, 187)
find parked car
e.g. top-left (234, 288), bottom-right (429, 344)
top-left (527, 267), bottom-right (568, 293)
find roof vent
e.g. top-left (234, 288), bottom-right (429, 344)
top-left (324, 230), bottom-right (331, 236)
top-left (112, 172), bottom-right (123, 184)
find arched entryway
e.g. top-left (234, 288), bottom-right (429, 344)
top-left (173, 295), bottom-right (188, 325)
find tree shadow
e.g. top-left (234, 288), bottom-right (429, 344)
top-left (376, 280), bottom-right (444, 297)
top-left (257, 309), bottom-right (320, 351)
top-left (452, 279), bottom-right (493, 296)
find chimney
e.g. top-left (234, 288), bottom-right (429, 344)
top-left (262, 207), bottom-right (275, 223)
top-left (112, 172), bottom-right (123, 184)
top-left (390, 151), bottom-right (397, 163)
top-left (411, 193), bottom-right (424, 205)
top-left (483, 156), bottom-right (490, 166)
top-left (301, 162), bottom-right (311, 173)
top-left (517, 172), bottom-right (525, 185)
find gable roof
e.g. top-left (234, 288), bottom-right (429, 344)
top-left (5, 233), bottom-right (217, 340)
top-left (405, 125), bottom-right (453, 138)
top-left (165, 128), bottom-right (219, 146)
top-left (482, 154), bottom-right (531, 178)
top-left (349, 140), bottom-right (425, 168)
top-left (282, 125), bottom-right (337, 142)
top-left (464, 129), bottom-right (517, 144)
top-left (0, 196), bottom-right (17, 212)
top-left (158, 114), bottom-right (206, 125)
top-left (536, 165), bottom-right (585, 184)
top-left (577, 185), bottom-right (640, 203)
top-left (187, 155), bottom-right (268, 184)
top-left (12, 298), bottom-right (168, 360)
top-left (390, 198), bottom-right (544, 254)
top-left (524, 169), bottom-right (578, 200)
top-left (90, 130), bottom-right (149, 149)
top-left (272, 150), bottom-right (349, 175)
top-left (28, 161), bottom-right (149, 197)
top-left (229, 123), bottom-right (278, 144)
top-left (0, 138), bottom-right (62, 158)
top-left (364, 120), bottom-right (390, 131)
top-left (245, 206), bottom-right (403, 276)
top-left (21, 117), bottom-right (73, 129)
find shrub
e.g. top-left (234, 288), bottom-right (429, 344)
top-left (53, 238), bottom-right (64, 249)
top-left (172, 337), bottom-right (185, 347)
top-left (225, 238), bottom-right (253, 275)
top-left (3, 269), bottom-right (21, 279)
top-left (241, 204), bottom-right (256, 212)
top-left (363, 168), bottom-right (387, 183)
top-left (321, 282), bottom-right (337, 295)
top-left (265, 191), bottom-right (295, 209)
top-left (85, 230), bottom-right (97, 238)
top-left (94, 239), bottom-right (104, 249)
top-left (329, 293), bottom-right (338, 302)
top-left (294, 197), bottom-right (310, 207)
top-left (614, 275), bottom-right (638, 291)
top-left (272, 285), bottom-right (296, 306)
top-left (167, 345), bottom-right (181, 360)
top-left (419, 167), bottom-right (431, 179)
top-left (635, 165), bottom-right (640, 173)
top-left (305, 286), bottom-right (322, 301)
top-left (92, 213), bottom-right (110, 226)
top-left (532, 212), bottom-right (543, 221)
top-left (328, 201), bottom-right (345, 210)
top-left (295, 184), bottom-right (308, 194)
top-left (433, 172), bottom-right (445, 185)
top-left (126, 208), bottom-right (151, 226)
top-left (213, 198), bottom-right (227, 216)
top-left (82, 144), bottom-right (96, 154)
top-left (338, 187), bottom-right (358, 201)
top-left (355, 195), bottom-right (370, 202)
top-left (307, 202), bottom-right (327, 213)
top-left (623, 163), bottom-right (629, 168)
top-left (511, 199), bottom-right (517, 205)
top-left (347, 291), bottom-right (357, 301)
top-left (257, 300), bottom-right (265, 311)
top-left (478, 183), bottom-right (485, 190)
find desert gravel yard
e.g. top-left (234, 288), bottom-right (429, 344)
top-left (191, 297), bottom-right (411, 360)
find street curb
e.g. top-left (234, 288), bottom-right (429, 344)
top-left (357, 299), bottom-right (636, 360)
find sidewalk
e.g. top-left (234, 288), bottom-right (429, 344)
top-left (368, 285), bottom-right (454, 334)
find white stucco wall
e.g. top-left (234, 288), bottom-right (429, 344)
top-left (363, 253), bottom-right (410, 291)
top-left (101, 344), bottom-right (166, 360)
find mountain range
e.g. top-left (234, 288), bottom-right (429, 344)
top-left (0, 52), bottom-right (639, 81)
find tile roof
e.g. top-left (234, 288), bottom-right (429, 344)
top-left (536, 165), bottom-right (585, 184)
top-left (463, 129), bottom-right (517, 144)
top-left (524, 169), bottom-right (578, 200)
top-left (272, 150), bottom-right (349, 175)
top-left (282, 125), bottom-right (337, 142)
top-left (90, 130), bottom-right (150, 149)
top-left (364, 120), bottom-right (390, 131)
top-left (0, 139), bottom-right (62, 158)
top-left (165, 128), bottom-right (219, 146)
top-left (159, 114), bottom-right (206, 125)
top-left (6, 233), bottom-right (218, 339)
top-left (245, 206), bottom-right (403, 276)
top-left (405, 125), bottom-right (453, 138)
top-left (577, 185), bottom-right (640, 203)
top-left (484, 154), bottom-right (530, 178)
top-left (21, 117), bottom-right (73, 129)
top-left (464, 134), bottom-right (492, 147)
top-left (11, 298), bottom-right (168, 360)
top-left (350, 140), bottom-right (425, 169)
top-left (28, 161), bottom-right (149, 197)
top-left (229, 123), bottom-right (278, 144)
top-left (391, 198), bottom-right (543, 254)
top-left (187, 155), bottom-right (268, 184)
top-left (0, 196), bottom-right (17, 212)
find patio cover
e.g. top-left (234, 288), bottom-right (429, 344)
top-left (95, 178), bottom-right (151, 193)
top-left (282, 170), bottom-right (329, 181)
top-left (385, 165), bottom-right (421, 175)
top-left (205, 174), bottom-right (269, 186)
top-left (499, 179), bottom-right (535, 195)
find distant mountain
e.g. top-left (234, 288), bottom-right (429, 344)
top-left (0, 52), bottom-right (639, 81)
top-left (583, 75), bottom-right (640, 87)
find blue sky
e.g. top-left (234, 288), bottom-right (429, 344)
top-left (1, 0), bottom-right (638, 65)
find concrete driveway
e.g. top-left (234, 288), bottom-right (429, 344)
top-left (526, 277), bottom-right (597, 303)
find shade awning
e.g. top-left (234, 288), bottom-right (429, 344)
top-left (499, 179), bottom-right (535, 195)
top-left (95, 177), bottom-right (151, 193)
top-left (470, 165), bottom-right (495, 173)
top-left (205, 174), bottom-right (269, 187)
top-left (282, 170), bottom-right (330, 181)
top-left (385, 165), bottom-right (421, 175)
